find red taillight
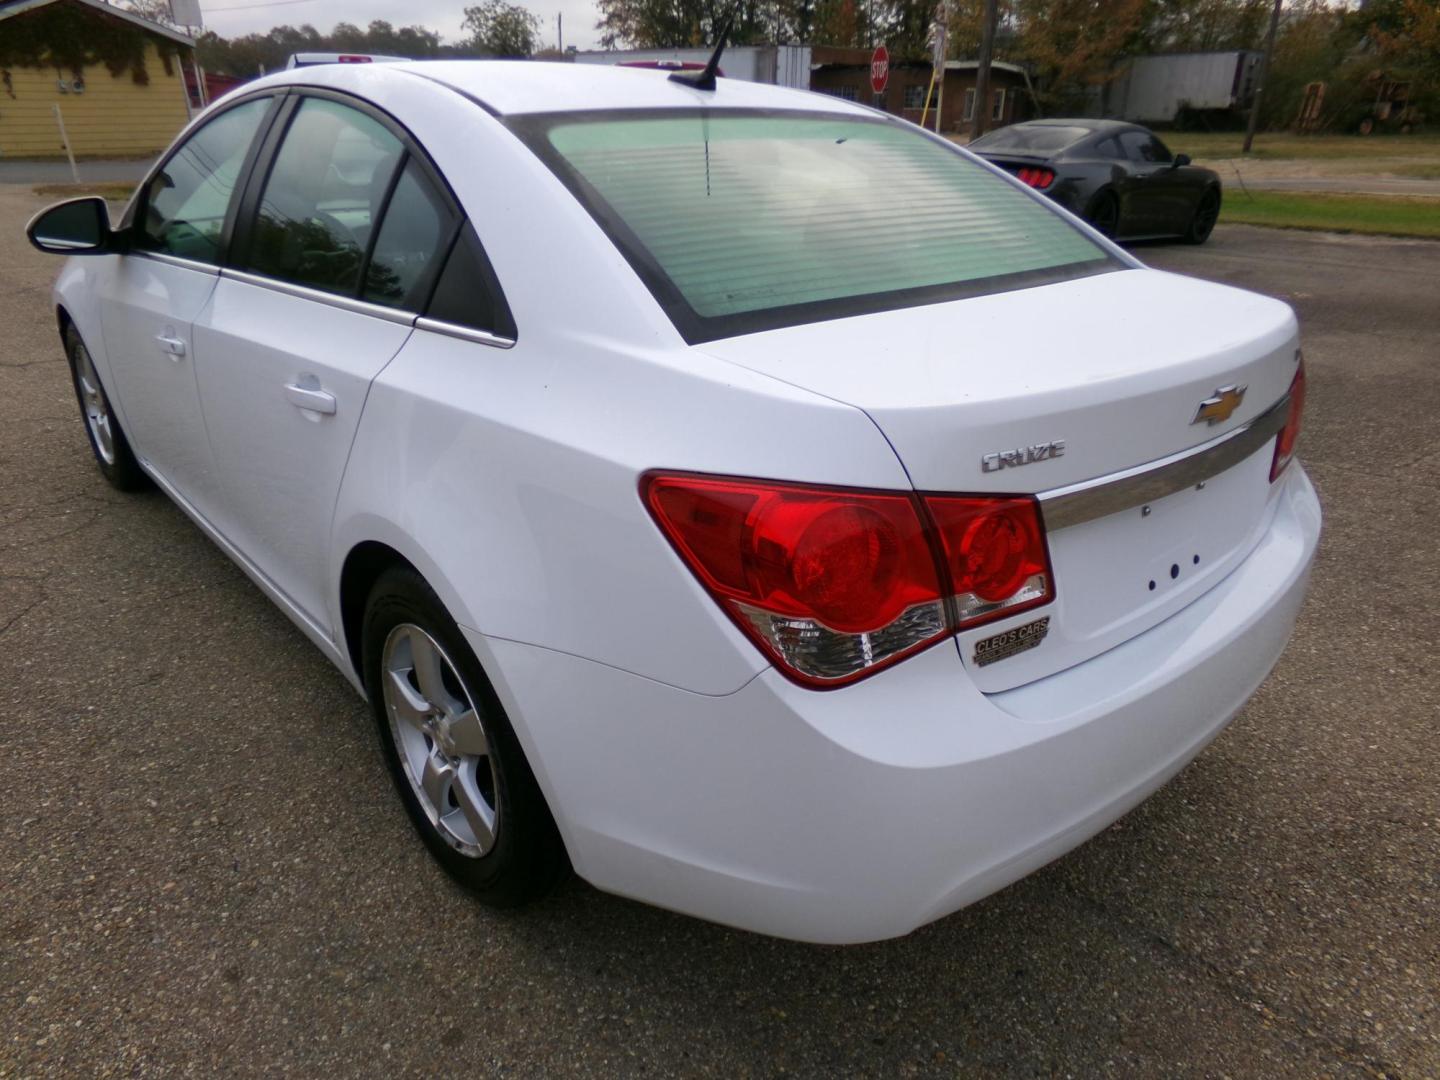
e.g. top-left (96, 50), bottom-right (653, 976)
top-left (1270, 358), bottom-right (1307, 481)
top-left (1015, 166), bottom-right (1055, 190)
top-left (926, 496), bottom-right (1052, 623)
top-left (337, 55), bottom-right (374, 63)
top-left (643, 473), bottom-right (1054, 687)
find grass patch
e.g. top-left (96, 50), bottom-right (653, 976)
top-left (33, 182), bottom-right (136, 201)
top-left (1221, 190), bottom-right (1440, 238)
top-left (1171, 131), bottom-right (1440, 162)
top-left (1388, 162), bottom-right (1440, 179)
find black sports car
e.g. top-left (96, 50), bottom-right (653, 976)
top-left (968, 119), bottom-right (1222, 244)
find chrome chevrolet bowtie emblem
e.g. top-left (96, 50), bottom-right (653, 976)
top-left (1192, 384), bottom-right (1246, 426)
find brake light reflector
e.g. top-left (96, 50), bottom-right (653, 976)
top-left (643, 474), bottom-right (1055, 687)
top-left (1270, 358), bottom-right (1307, 481)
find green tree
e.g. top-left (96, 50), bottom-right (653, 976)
top-left (463, 0), bottom-right (543, 57)
top-left (1009, 0), bottom-right (1148, 113)
top-left (596, 0), bottom-right (779, 49)
top-left (1139, 0), bottom-right (1271, 52)
top-left (196, 19), bottom-right (443, 77)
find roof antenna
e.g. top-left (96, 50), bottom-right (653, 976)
top-left (669, 11), bottom-right (734, 91)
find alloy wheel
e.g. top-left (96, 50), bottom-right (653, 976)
top-left (73, 339), bottom-right (115, 465)
top-left (381, 623), bottom-right (500, 857)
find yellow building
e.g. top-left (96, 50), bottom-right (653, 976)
top-left (0, 0), bottom-right (195, 158)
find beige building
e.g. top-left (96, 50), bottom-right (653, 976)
top-left (0, 0), bottom-right (195, 158)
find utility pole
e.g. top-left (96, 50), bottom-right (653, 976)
top-left (558, 11), bottom-right (563, 52)
top-left (1243, 0), bottom-right (1283, 153)
top-left (971, 0), bottom-right (997, 138)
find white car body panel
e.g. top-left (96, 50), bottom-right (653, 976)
top-left (96, 255), bottom-right (221, 503)
top-left (45, 62), bottom-right (1322, 942)
top-left (332, 324), bottom-right (909, 696)
top-left (701, 267), bottom-right (1303, 690)
top-left (471, 465), bottom-right (1318, 943)
top-left (193, 275), bottom-right (413, 625)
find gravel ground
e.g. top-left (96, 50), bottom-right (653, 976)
top-left (1, 185), bottom-right (1436, 1078)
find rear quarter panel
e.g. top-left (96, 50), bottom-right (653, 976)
top-left (326, 71), bottom-right (914, 695)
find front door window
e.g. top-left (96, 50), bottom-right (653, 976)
top-left (136, 97), bottom-right (272, 263)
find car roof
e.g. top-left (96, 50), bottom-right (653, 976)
top-left (369, 60), bottom-right (875, 118)
top-left (1008, 118), bottom-right (1144, 135)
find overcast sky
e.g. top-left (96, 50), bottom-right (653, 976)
top-left (197, 0), bottom-right (605, 52)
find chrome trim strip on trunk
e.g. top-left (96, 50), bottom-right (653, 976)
top-left (219, 268), bottom-right (419, 326)
top-left (1039, 393), bottom-right (1291, 531)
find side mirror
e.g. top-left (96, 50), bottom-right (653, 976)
top-left (25, 197), bottom-right (120, 255)
top-left (1172, 153), bottom-right (1192, 168)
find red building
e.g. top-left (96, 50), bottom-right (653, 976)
top-left (810, 48), bottom-right (1033, 136)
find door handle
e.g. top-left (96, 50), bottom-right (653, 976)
top-left (284, 382), bottom-right (337, 415)
top-left (156, 333), bottom-right (186, 359)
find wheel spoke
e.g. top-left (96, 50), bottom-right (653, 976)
top-left (385, 666), bottom-right (431, 730)
top-left (452, 770), bottom-right (496, 852)
top-left (445, 708), bottom-right (490, 758)
top-left (420, 753), bottom-right (455, 813)
top-left (409, 632), bottom-right (461, 714)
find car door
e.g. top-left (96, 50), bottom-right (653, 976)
top-left (192, 92), bottom-right (459, 626)
top-left (99, 95), bottom-right (278, 508)
top-left (1116, 130), bottom-right (1190, 236)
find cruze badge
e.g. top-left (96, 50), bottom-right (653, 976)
top-left (1193, 384), bottom-right (1246, 426)
top-left (981, 440), bottom-right (1065, 473)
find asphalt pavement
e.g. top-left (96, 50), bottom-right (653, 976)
top-left (1, 185), bottom-right (1436, 1078)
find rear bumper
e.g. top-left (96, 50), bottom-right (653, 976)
top-left (470, 465), bottom-right (1321, 944)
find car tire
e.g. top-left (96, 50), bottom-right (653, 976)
top-left (1088, 190), bottom-right (1120, 239)
top-left (63, 323), bottom-right (149, 492)
top-left (362, 566), bottom-right (567, 906)
top-left (1183, 188), bottom-right (1221, 245)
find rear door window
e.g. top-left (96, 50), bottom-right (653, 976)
top-left (515, 111), bottom-right (1117, 343)
top-left (246, 97), bottom-right (404, 295)
top-left (362, 158), bottom-right (457, 309)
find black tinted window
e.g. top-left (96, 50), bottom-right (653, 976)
top-left (1093, 136), bottom-right (1123, 160)
top-left (426, 225), bottom-right (515, 339)
top-left (363, 158), bottom-right (456, 309)
top-left (138, 97), bottom-right (271, 263)
top-left (247, 98), bottom-right (403, 295)
top-left (1119, 130), bottom-right (1173, 164)
top-left (970, 125), bottom-right (1090, 153)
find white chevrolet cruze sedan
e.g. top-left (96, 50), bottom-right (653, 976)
top-left (27, 61), bottom-right (1320, 944)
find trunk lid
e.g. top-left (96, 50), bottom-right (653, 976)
top-left (701, 268), bottom-right (1300, 690)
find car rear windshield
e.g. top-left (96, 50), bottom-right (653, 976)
top-left (969, 125), bottom-right (1092, 153)
top-left (511, 110), bottom-right (1118, 343)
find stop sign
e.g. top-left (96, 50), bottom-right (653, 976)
top-left (870, 45), bottom-right (889, 95)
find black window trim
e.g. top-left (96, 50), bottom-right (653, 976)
top-left (224, 85), bottom-right (516, 339)
top-left (507, 107), bottom-right (1124, 346)
top-left (419, 221), bottom-right (517, 345)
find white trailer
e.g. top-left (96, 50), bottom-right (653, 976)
top-left (1105, 50), bottom-right (1262, 123)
